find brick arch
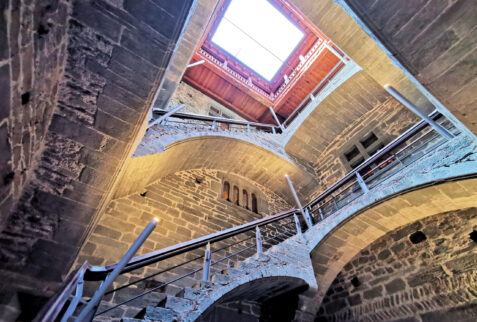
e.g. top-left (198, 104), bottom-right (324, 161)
top-left (114, 136), bottom-right (318, 204)
top-left (306, 177), bottom-right (477, 315)
top-left (196, 276), bottom-right (308, 321)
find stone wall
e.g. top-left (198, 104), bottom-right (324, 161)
top-left (286, 71), bottom-right (419, 198)
top-left (313, 97), bottom-right (419, 194)
top-left (346, 0), bottom-right (477, 136)
top-left (73, 169), bottom-right (292, 319)
top-left (315, 208), bottom-right (477, 321)
top-left (0, 1), bottom-right (195, 320)
top-left (76, 169), bottom-right (291, 267)
top-left (0, 0), bottom-right (70, 225)
top-left (165, 82), bottom-right (244, 119)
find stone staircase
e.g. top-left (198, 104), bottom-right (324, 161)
top-left (100, 236), bottom-right (316, 322)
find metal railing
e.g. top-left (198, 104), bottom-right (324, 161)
top-left (305, 111), bottom-right (458, 221)
top-left (149, 108), bottom-right (282, 134)
top-left (38, 111), bottom-right (458, 321)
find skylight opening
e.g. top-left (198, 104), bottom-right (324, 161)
top-left (211, 0), bottom-right (304, 81)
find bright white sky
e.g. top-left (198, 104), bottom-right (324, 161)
top-left (211, 0), bottom-right (304, 81)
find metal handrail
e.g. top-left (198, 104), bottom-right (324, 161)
top-left (33, 262), bottom-right (89, 322)
top-left (40, 110), bottom-right (457, 321)
top-left (86, 110), bottom-right (445, 281)
top-left (84, 209), bottom-right (297, 280)
top-left (151, 109), bottom-right (279, 130)
top-left (305, 110), bottom-right (441, 209)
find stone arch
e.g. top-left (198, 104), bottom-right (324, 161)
top-left (315, 208), bottom-right (477, 321)
top-left (233, 185), bottom-right (240, 205)
top-left (222, 181), bottom-right (230, 201)
top-left (252, 193), bottom-right (258, 214)
top-left (197, 276), bottom-right (308, 321)
top-left (114, 136), bottom-right (318, 203)
top-left (242, 189), bottom-right (248, 209)
top-left (306, 177), bottom-right (477, 313)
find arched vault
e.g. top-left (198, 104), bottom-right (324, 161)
top-left (113, 136), bottom-right (318, 204)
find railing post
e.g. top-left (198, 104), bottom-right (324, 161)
top-left (304, 207), bottom-right (313, 228)
top-left (272, 127), bottom-right (276, 134)
top-left (318, 207), bottom-right (324, 221)
top-left (385, 85), bottom-right (454, 139)
top-left (332, 196), bottom-right (338, 211)
top-left (148, 104), bottom-right (185, 128)
top-left (255, 226), bottom-right (263, 255)
top-left (285, 175), bottom-right (312, 229)
top-left (160, 118), bottom-right (168, 126)
top-left (395, 154), bottom-right (403, 166)
top-left (60, 266), bottom-right (85, 322)
top-left (247, 123), bottom-right (251, 133)
top-left (269, 107), bottom-right (285, 132)
top-left (293, 213), bottom-right (302, 234)
top-left (76, 219), bottom-right (158, 321)
top-left (211, 120), bottom-right (217, 131)
top-left (202, 242), bottom-right (212, 282)
top-left (356, 172), bottom-right (369, 194)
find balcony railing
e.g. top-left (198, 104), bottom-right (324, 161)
top-left (36, 111), bottom-right (459, 322)
top-left (150, 108), bottom-right (282, 134)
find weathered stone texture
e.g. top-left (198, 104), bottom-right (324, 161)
top-left (346, 0), bottom-right (477, 135)
top-left (287, 71), bottom-right (419, 197)
top-left (0, 0), bottom-right (195, 319)
top-left (75, 169), bottom-right (291, 266)
top-left (165, 82), bottom-right (244, 119)
top-left (315, 208), bottom-right (477, 321)
top-left (0, 0), bottom-right (70, 223)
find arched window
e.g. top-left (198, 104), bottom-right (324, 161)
top-left (251, 193), bottom-right (258, 213)
top-left (242, 190), bottom-right (248, 209)
top-left (223, 181), bottom-right (230, 201)
top-left (233, 186), bottom-right (240, 205)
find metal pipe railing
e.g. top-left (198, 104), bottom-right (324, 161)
top-left (43, 111), bottom-right (458, 321)
top-left (151, 109), bottom-right (279, 131)
top-left (84, 209), bottom-right (297, 280)
top-left (305, 110), bottom-right (441, 209)
top-left (86, 110), bottom-right (447, 281)
top-left (33, 262), bottom-right (89, 322)
top-left (148, 104), bottom-right (185, 128)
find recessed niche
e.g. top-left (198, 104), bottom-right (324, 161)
top-left (469, 230), bottom-right (477, 242)
top-left (344, 146), bottom-right (360, 162)
top-left (360, 132), bottom-right (378, 149)
top-left (409, 231), bottom-right (427, 244)
top-left (351, 276), bottom-right (360, 287)
top-left (21, 92), bottom-right (30, 105)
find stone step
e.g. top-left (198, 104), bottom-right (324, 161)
top-left (164, 284), bottom-right (184, 297)
top-left (144, 306), bottom-right (178, 322)
top-left (182, 287), bottom-right (206, 301)
top-left (223, 267), bottom-right (243, 279)
top-left (165, 296), bottom-right (195, 314)
top-left (211, 273), bottom-right (229, 285)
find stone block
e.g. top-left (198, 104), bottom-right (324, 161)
top-left (165, 296), bottom-right (194, 314)
top-left (49, 114), bottom-right (105, 151)
top-left (120, 28), bottom-right (168, 67)
top-left (363, 285), bottom-right (382, 300)
top-left (72, 1), bottom-right (122, 42)
top-left (0, 65), bottom-right (10, 119)
top-left (94, 109), bottom-right (134, 142)
top-left (145, 306), bottom-right (177, 321)
top-left (384, 278), bottom-right (406, 294)
top-left (111, 47), bottom-right (159, 83)
top-left (124, 0), bottom-right (177, 39)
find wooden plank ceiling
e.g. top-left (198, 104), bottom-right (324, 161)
top-left (181, 0), bottom-right (342, 124)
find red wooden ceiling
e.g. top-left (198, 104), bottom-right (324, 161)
top-left (181, 0), bottom-right (343, 124)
